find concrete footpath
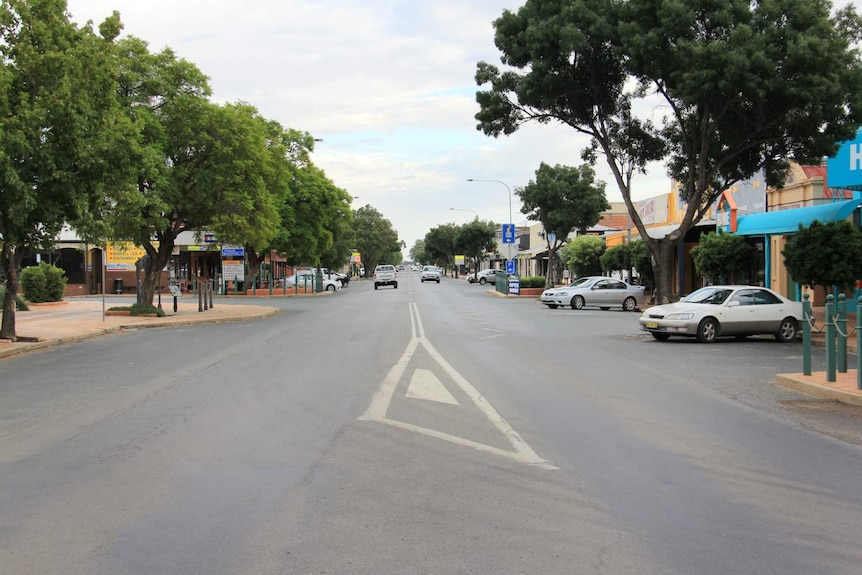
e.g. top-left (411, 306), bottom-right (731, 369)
top-left (1, 298), bottom-right (861, 408)
top-left (0, 298), bottom-right (280, 361)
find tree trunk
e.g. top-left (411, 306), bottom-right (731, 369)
top-left (0, 244), bottom-right (23, 340)
top-left (137, 243), bottom-right (174, 307)
top-left (650, 240), bottom-right (677, 305)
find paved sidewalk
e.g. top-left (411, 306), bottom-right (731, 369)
top-left (0, 299), bottom-right (280, 360)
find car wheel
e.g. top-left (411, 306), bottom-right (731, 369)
top-left (571, 295), bottom-right (585, 310)
top-left (651, 332), bottom-right (671, 341)
top-left (421, 279), bottom-right (424, 283)
top-left (547, 304), bottom-right (558, 309)
top-left (374, 284), bottom-right (379, 290)
top-left (394, 283), bottom-right (398, 289)
top-left (479, 278), bottom-right (487, 285)
top-left (622, 296), bottom-right (637, 311)
top-left (775, 317), bottom-right (799, 343)
top-left (696, 317), bottom-right (719, 343)
top-left (436, 279), bottom-right (440, 283)
top-left (326, 284), bottom-right (336, 292)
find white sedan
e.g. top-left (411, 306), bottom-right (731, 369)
top-left (639, 285), bottom-right (802, 343)
top-left (540, 276), bottom-right (647, 311)
top-left (283, 273), bottom-right (341, 292)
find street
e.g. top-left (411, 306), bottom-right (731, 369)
top-left (2, 272), bottom-right (862, 574)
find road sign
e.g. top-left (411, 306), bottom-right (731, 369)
top-left (221, 247), bottom-right (245, 257)
top-left (502, 223), bottom-right (515, 244)
top-left (505, 260), bottom-right (515, 274)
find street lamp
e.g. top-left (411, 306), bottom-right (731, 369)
top-left (467, 178), bottom-right (514, 264)
top-left (449, 207), bottom-right (478, 220)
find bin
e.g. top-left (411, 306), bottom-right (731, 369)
top-left (113, 278), bottom-right (123, 294)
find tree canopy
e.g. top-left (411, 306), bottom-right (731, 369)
top-left (517, 162), bottom-right (609, 286)
top-left (351, 205), bottom-right (401, 274)
top-left (691, 232), bottom-right (756, 285)
top-left (782, 220), bottom-right (862, 292)
top-left (561, 235), bottom-right (605, 278)
top-left (476, 0), bottom-right (862, 303)
top-left (0, 1), bottom-right (132, 339)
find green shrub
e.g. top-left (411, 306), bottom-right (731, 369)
top-left (20, 263), bottom-right (67, 303)
top-left (519, 276), bottom-right (546, 288)
top-left (107, 303), bottom-right (165, 317)
top-left (0, 286), bottom-right (29, 311)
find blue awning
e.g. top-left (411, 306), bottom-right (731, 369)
top-left (735, 199), bottom-right (862, 236)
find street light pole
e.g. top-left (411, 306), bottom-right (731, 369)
top-left (467, 178), bottom-right (514, 265)
top-left (449, 207), bottom-right (479, 220)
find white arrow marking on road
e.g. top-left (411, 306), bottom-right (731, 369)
top-left (406, 369), bottom-right (460, 405)
top-left (360, 302), bottom-right (557, 470)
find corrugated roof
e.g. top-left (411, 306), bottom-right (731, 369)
top-left (735, 199), bottom-right (862, 236)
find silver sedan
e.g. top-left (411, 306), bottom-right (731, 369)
top-left (638, 285), bottom-right (802, 343)
top-left (540, 276), bottom-right (648, 311)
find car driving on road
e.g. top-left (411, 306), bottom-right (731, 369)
top-left (374, 264), bottom-right (398, 289)
top-left (639, 285), bottom-right (802, 343)
top-left (420, 265), bottom-right (441, 283)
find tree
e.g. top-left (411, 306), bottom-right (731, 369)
top-left (409, 239), bottom-right (428, 265)
top-left (600, 245), bottom-right (628, 276)
top-left (691, 232), bottom-right (756, 285)
top-left (351, 205), bottom-right (400, 275)
top-left (455, 220), bottom-right (497, 281)
top-left (783, 220), bottom-right (862, 293)
top-left (561, 235), bottom-right (605, 278)
top-left (106, 36), bottom-right (216, 306)
top-left (517, 163), bottom-right (610, 287)
top-left (424, 223), bottom-right (460, 274)
top-left (0, 2), bottom-right (133, 339)
top-left (476, 0), bottom-right (862, 304)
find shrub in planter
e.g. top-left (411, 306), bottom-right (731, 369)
top-left (519, 276), bottom-right (546, 289)
top-left (20, 263), bottom-right (67, 303)
top-left (107, 303), bottom-right (165, 317)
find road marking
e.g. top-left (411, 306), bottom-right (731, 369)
top-left (406, 369), bottom-right (460, 405)
top-left (359, 302), bottom-right (557, 470)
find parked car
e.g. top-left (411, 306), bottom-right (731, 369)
top-left (321, 268), bottom-right (349, 287)
top-left (374, 264), bottom-right (398, 289)
top-left (540, 276), bottom-right (647, 311)
top-left (283, 273), bottom-right (341, 292)
top-left (420, 265), bottom-right (441, 283)
top-left (467, 268), bottom-right (503, 285)
top-left (638, 285), bottom-right (802, 343)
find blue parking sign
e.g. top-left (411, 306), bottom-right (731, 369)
top-left (502, 224), bottom-right (515, 244)
top-left (506, 260), bottom-right (515, 274)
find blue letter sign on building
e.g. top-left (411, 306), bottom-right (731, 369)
top-left (826, 128), bottom-right (862, 192)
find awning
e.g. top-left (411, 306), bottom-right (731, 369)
top-left (735, 199), bottom-right (862, 236)
top-left (519, 245), bottom-right (549, 258)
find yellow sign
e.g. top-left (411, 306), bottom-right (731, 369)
top-left (455, 254), bottom-right (465, 265)
top-left (351, 252), bottom-right (362, 263)
top-left (105, 242), bottom-right (159, 270)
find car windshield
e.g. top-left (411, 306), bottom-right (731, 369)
top-left (681, 287), bottom-right (733, 304)
top-left (423, 266), bottom-right (436, 272)
top-left (569, 277), bottom-right (595, 287)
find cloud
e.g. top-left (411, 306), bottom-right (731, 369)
top-left (67, 0), bottom-right (674, 254)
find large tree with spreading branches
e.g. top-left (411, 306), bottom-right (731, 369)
top-left (476, 0), bottom-right (862, 303)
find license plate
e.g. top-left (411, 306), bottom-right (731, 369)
top-left (645, 321), bottom-right (658, 329)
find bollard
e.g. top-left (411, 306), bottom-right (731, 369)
top-left (857, 296), bottom-right (862, 391)
top-left (203, 282), bottom-right (209, 311)
top-left (837, 293), bottom-right (847, 373)
top-left (826, 294), bottom-right (836, 382)
top-left (802, 293), bottom-right (811, 376)
top-left (198, 280), bottom-right (203, 312)
top-left (269, 272), bottom-right (273, 296)
top-left (234, 275), bottom-right (239, 296)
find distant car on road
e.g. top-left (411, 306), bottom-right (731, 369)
top-left (467, 269), bottom-right (503, 285)
top-left (374, 265), bottom-right (398, 289)
top-left (540, 276), bottom-right (647, 311)
top-left (639, 285), bottom-right (802, 343)
top-left (420, 265), bottom-right (441, 283)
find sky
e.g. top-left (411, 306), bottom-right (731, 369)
top-left (65, 0), bottom-right (861, 258)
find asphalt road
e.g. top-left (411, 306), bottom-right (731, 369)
top-left (1, 273), bottom-right (861, 574)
